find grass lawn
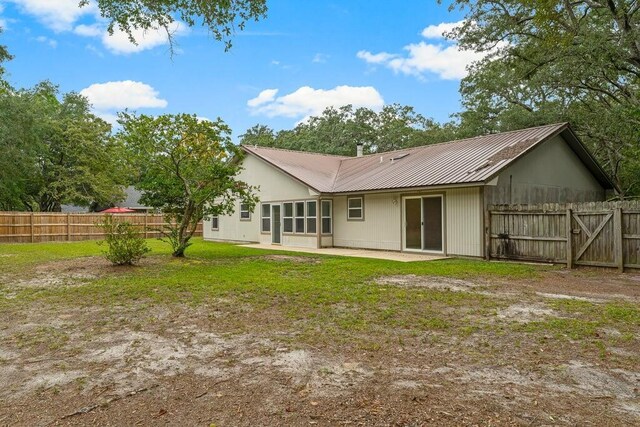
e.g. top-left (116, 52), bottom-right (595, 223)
top-left (0, 239), bottom-right (639, 425)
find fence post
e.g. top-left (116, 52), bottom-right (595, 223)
top-left (566, 208), bottom-right (573, 269)
top-left (30, 213), bottom-right (35, 243)
top-left (144, 212), bottom-right (148, 238)
top-left (614, 207), bottom-right (624, 272)
top-left (67, 213), bottom-right (71, 241)
top-left (484, 208), bottom-right (491, 261)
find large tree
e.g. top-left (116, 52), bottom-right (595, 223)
top-left (118, 113), bottom-right (258, 257)
top-left (447, 0), bottom-right (640, 195)
top-left (84, 0), bottom-right (267, 50)
top-left (0, 82), bottom-right (125, 211)
top-left (241, 104), bottom-right (459, 156)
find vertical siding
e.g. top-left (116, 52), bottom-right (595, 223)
top-left (446, 187), bottom-right (483, 256)
top-left (333, 193), bottom-right (402, 250)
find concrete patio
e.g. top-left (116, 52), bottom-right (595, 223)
top-left (240, 244), bottom-right (448, 262)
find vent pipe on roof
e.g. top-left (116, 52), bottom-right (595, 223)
top-left (356, 142), bottom-right (364, 157)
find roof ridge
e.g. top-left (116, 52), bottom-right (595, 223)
top-left (241, 144), bottom-right (351, 159)
top-left (346, 122), bottom-right (569, 161)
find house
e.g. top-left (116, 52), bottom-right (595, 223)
top-left (61, 186), bottom-right (153, 213)
top-left (203, 123), bottom-right (616, 257)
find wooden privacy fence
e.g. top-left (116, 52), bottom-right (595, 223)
top-left (487, 201), bottom-right (640, 271)
top-left (0, 212), bottom-right (203, 243)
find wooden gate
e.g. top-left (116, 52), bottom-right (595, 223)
top-left (488, 202), bottom-right (640, 271)
top-left (568, 209), bottom-right (620, 269)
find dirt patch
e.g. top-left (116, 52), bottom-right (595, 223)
top-left (260, 255), bottom-right (321, 264)
top-left (375, 275), bottom-right (481, 292)
top-left (6, 256), bottom-right (159, 288)
top-left (497, 303), bottom-right (561, 323)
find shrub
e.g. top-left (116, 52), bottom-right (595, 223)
top-left (98, 215), bottom-right (150, 265)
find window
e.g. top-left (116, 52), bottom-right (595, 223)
top-left (261, 203), bottom-right (271, 232)
top-left (211, 215), bottom-right (219, 230)
top-left (283, 202), bottom-right (293, 233)
top-left (321, 200), bottom-right (332, 234)
top-left (306, 201), bottom-right (317, 234)
top-left (347, 196), bottom-right (364, 220)
top-left (240, 203), bottom-right (250, 221)
top-left (295, 201), bottom-right (305, 233)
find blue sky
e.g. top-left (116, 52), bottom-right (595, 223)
top-left (0, 0), bottom-right (477, 141)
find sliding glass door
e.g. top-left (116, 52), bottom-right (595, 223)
top-left (403, 196), bottom-right (443, 252)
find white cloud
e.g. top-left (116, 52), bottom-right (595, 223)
top-left (248, 85), bottom-right (384, 120)
top-left (312, 53), bottom-right (329, 63)
top-left (35, 35), bottom-right (57, 48)
top-left (74, 23), bottom-right (102, 37)
top-left (357, 20), bottom-right (496, 80)
top-left (421, 20), bottom-right (464, 39)
top-left (247, 89), bottom-right (278, 107)
top-left (80, 81), bottom-right (168, 110)
top-left (7, 0), bottom-right (96, 32)
top-left (100, 22), bottom-right (188, 54)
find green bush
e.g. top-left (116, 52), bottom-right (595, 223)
top-left (98, 216), bottom-right (150, 265)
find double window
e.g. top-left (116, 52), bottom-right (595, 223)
top-left (347, 196), bottom-right (364, 220)
top-left (261, 203), bottom-right (271, 232)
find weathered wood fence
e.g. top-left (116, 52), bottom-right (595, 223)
top-left (0, 212), bottom-right (203, 243)
top-left (487, 201), bottom-right (640, 271)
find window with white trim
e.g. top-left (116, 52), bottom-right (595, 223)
top-left (283, 202), bottom-right (293, 233)
top-left (240, 203), bottom-right (250, 221)
top-left (295, 201), bottom-right (305, 233)
top-left (306, 201), bottom-right (317, 234)
top-left (347, 196), bottom-right (364, 220)
top-left (321, 200), bottom-right (332, 234)
top-left (261, 203), bottom-right (271, 232)
top-left (211, 215), bottom-right (219, 230)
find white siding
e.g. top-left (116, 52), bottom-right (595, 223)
top-left (445, 187), bottom-right (483, 257)
top-left (333, 193), bottom-right (402, 250)
top-left (283, 234), bottom-right (318, 248)
top-left (203, 154), bottom-right (315, 243)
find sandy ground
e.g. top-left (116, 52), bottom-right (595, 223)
top-left (0, 258), bottom-right (639, 426)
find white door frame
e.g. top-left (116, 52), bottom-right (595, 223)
top-left (402, 195), bottom-right (445, 254)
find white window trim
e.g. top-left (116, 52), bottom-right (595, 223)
top-left (321, 200), bottom-right (332, 235)
top-left (261, 203), bottom-right (271, 233)
top-left (347, 196), bottom-right (364, 221)
top-left (211, 215), bottom-right (219, 231)
top-left (294, 201), bottom-right (305, 234)
top-left (283, 202), bottom-right (294, 233)
top-left (306, 200), bottom-right (317, 235)
top-left (240, 203), bottom-right (251, 221)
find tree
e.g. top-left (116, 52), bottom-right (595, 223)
top-left (118, 113), bottom-right (258, 257)
top-left (84, 0), bottom-right (268, 51)
top-left (447, 0), bottom-right (640, 195)
top-left (0, 82), bottom-right (125, 211)
top-left (240, 104), bottom-right (457, 156)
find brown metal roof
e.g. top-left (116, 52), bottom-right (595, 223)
top-left (240, 123), bottom-right (614, 193)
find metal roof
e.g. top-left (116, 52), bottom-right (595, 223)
top-left (241, 123), bottom-right (615, 193)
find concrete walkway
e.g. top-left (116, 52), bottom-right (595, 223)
top-left (239, 244), bottom-right (448, 262)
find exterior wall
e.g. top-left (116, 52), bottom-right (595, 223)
top-left (203, 154), bottom-right (316, 243)
top-left (283, 234), bottom-right (318, 248)
top-left (333, 192), bottom-right (402, 251)
top-left (445, 187), bottom-right (483, 257)
top-left (485, 135), bottom-right (606, 205)
top-left (332, 188), bottom-right (483, 257)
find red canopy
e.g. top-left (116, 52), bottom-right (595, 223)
top-left (101, 207), bottom-right (137, 213)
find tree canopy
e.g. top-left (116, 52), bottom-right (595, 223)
top-left (0, 82), bottom-right (126, 211)
top-left (447, 0), bottom-right (640, 195)
top-left (118, 113), bottom-right (258, 256)
top-left (240, 104), bottom-right (461, 156)
top-left (84, 0), bottom-right (268, 51)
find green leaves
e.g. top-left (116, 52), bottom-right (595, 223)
top-left (117, 113), bottom-right (258, 257)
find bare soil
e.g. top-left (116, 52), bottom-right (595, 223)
top-left (1, 259), bottom-right (639, 426)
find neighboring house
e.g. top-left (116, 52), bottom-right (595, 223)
top-left (203, 123), bottom-right (616, 258)
top-left (61, 186), bottom-right (153, 213)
